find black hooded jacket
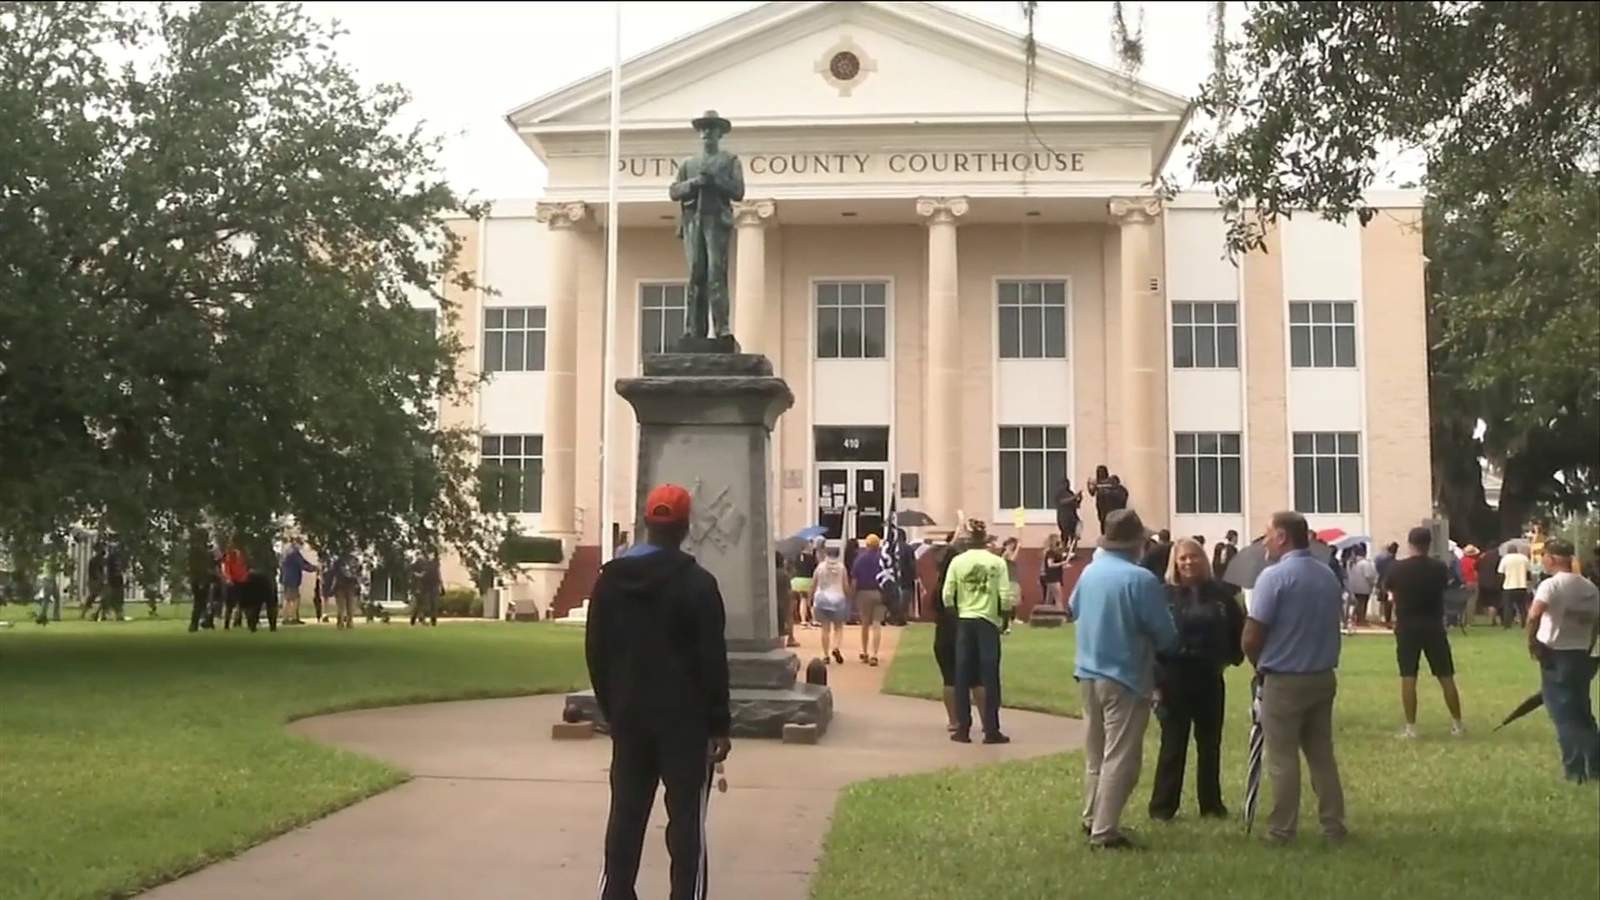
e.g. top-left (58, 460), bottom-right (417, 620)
top-left (585, 546), bottom-right (731, 738)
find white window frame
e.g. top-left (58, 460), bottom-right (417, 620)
top-left (1171, 301), bottom-right (1239, 369)
top-left (1292, 431), bottom-right (1362, 514)
top-left (996, 278), bottom-right (1069, 360)
top-left (997, 425), bottom-right (1070, 512)
top-left (1174, 432), bottom-right (1243, 514)
top-left (1288, 301), bottom-right (1358, 369)
top-left (482, 306), bottom-right (547, 374)
top-left (479, 434), bottom-right (544, 514)
top-left (814, 280), bottom-right (889, 360)
top-left (638, 281), bottom-right (688, 359)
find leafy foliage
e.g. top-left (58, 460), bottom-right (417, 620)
top-left (0, 3), bottom-right (508, 569)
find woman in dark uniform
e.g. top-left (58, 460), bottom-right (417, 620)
top-left (1053, 478), bottom-right (1083, 555)
top-left (932, 529), bottom-right (964, 733)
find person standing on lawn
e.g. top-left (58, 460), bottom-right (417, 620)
top-left (410, 549), bottom-right (442, 627)
top-left (1148, 538), bottom-right (1244, 821)
top-left (1373, 541), bottom-right (1399, 628)
top-left (1525, 539), bottom-right (1600, 782)
top-left (1476, 544), bottom-right (1503, 625)
top-left (1499, 545), bottom-right (1533, 627)
top-left (1070, 509), bottom-right (1178, 848)
top-left (1041, 533), bottom-right (1067, 609)
top-left (185, 530), bottom-right (217, 632)
top-left (1345, 546), bottom-right (1378, 630)
top-left (931, 530), bottom-right (965, 733)
top-left (1241, 511), bottom-right (1347, 845)
top-left (999, 536), bottom-right (1021, 636)
top-left (1385, 527), bottom-right (1466, 739)
top-left (278, 539), bottom-right (317, 625)
top-left (1211, 530), bottom-right (1240, 582)
top-left (944, 519), bottom-right (1011, 745)
top-left (587, 483), bottom-right (731, 900)
top-left (850, 534), bottom-right (887, 665)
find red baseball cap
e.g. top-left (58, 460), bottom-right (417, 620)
top-left (644, 483), bottom-right (692, 524)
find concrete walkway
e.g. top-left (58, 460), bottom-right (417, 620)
top-left (143, 625), bottom-right (1084, 899)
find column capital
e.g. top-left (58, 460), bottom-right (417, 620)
top-left (915, 196), bottom-right (969, 225)
top-left (1108, 196), bottom-right (1163, 224)
top-left (535, 200), bottom-right (590, 230)
top-left (732, 199), bottom-right (776, 228)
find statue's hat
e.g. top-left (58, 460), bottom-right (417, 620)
top-left (691, 109), bottom-right (731, 133)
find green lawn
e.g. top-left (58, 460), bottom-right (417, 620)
top-left (0, 607), bottom-right (587, 900)
top-left (883, 625), bottom-right (1080, 716)
top-left (822, 623), bottom-right (1600, 899)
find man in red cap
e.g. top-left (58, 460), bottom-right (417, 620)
top-left (588, 483), bottom-right (732, 900)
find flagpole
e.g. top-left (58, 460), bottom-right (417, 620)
top-left (598, 0), bottom-right (622, 561)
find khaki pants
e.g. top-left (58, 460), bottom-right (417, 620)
top-left (1079, 678), bottom-right (1151, 840)
top-left (1261, 670), bottom-right (1346, 840)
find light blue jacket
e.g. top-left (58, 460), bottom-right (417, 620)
top-left (1070, 548), bottom-right (1179, 696)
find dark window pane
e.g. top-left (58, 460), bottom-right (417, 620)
top-left (1195, 326), bottom-right (1217, 367)
top-left (667, 285), bottom-right (685, 306)
top-left (1290, 326), bottom-right (1311, 367)
top-left (484, 333), bottom-right (504, 373)
top-left (1339, 457), bottom-right (1361, 513)
top-left (1044, 450), bottom-right (1067, 497)
top-left (1020, 306), bottom-right (1044, 358)
top-left (528, 331), bottom-right (546, 370)
top-left (1293, 433), bottom-right (1313, 454)
top-left (1172, 303), bottom-right (1193, 325)
top-left (999, 451), bottom-right (1021, 510)
top-left (1334, 325), bottom-right (1356, 367)
top-left (1200, 457), bottom-right (1221, 513)
top-left (505, 332), bottom-right (526, 371)
top-left (1315, 432), bottom-right (1336, 453)
top-left (818, 283), bottom-right (839, 306)
top-left (1022, 427), bottom-right (1044, 449)
top-left (999, 428), bottom-right (1019, 449)
top-left (486, 308), bottom-right (505, 329)
top-left (864, 307), bottom-right (886, 358)
top-left (1173, 325), bottom-right (1194, 368)
top-left (1194, 303), bottom-right (1215, 324)
top-left (530, 308), bottom-right (547, 328)
top-left (1338, 433), bottom-right (1359, 454)
top-left (1217, 325), bottom-right (1239, 368)
top-left (1311, 302), bottom-right (1332, 324)
top-left (841, 307), bottom-right (864, 358)
top-left (1316, 457), bottom-right (1339, 514)
top-left (1333, 302), bottom-right (1355, 324)
top-left (525, 459), bottom-right (544, 513)
top-left (642, 285), bottom-right (660, 307)
top-left (817, 308), bottom-right (839, 358)
top-left (1289, 303), bottom-right (1309, 324)
top-left (482, 436), bottom-right (501, 456)
top-left (1175, 432), bottom-right (1196, 455)
top-left (506, 308), bottom-right (527, 329)
top-left (1198, 433), bottom-right (1219, 454)
top-left (841, 282), bottom-right (862, 306)
top-left (999, 308), bottom-right (1020, 358)
top-left (641, 309), bottom-right (662, 355)
top-left (1312, 324), bottom-right (1334, 367)
top-left (1217, 303), bottom-right (1238, 324)
top-left (1044, 282), bottom-right (1066, 305)
top-left (1220, 456), bottom-right (1242, 513)
top-left (1043, 307), bottom-right (1067, 358)
top-left (665, 309), bottom-right (685, 346)
top-left (1045, 427), bottom-right (1068, 448)
top-left (1293, 457), bottom-right (1316, 512)
top-left (1021, 281), bottom-right (1042, 304)
top-left (1220, 433), bottom-right (1241, 455)
top-left (998, 282), bottom-right (1019, 305)
top-left (1022, 449), bottom-right (1045, 508)
top-left (865, 282), bottom-right (886, 306)
top-left (1177, 457), bottom-right (1198, 513)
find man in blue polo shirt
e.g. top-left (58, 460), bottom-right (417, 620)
top-left (1242, 510), bottom-right (1347, 844)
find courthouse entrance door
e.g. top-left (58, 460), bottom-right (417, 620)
top-left (813, 427), bottom-right (889, 542)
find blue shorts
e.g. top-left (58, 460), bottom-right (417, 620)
top-left (813, 593), bottom-right (848, 624)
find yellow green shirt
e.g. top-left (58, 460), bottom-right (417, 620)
top-left (942, 548), bottom-right (1007, 627)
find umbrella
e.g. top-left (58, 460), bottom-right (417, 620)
top-left (1221, 537), bottom-right (1335, 589)
top-left (1243, 673), bottom-right (1265, 834)
top-left (1492, 691), bottom-right (1545, 731)
top-left (894, 509), bottom-right (937, 528)
top-left (1316, 527), bottom-right (1348, 544)
top-left (775, 526), bottom-right (828, 560)
top-left (1332, 534), bottom-right (1371, 551)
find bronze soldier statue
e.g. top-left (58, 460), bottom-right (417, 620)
top-left (669, 110), bottom-right (744, 347)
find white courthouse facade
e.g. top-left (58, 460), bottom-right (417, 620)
top-left (428, 2), bottom-right (1432, 604)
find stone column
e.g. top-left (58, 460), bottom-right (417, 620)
top-left (1109, 196), bottom-right (1168, 522)
top-left (916, 196), bottom-right (968, 526)
top-left (732, 199), bottom-right (775, 355)
top-left (534, 201), bottom-right (590, 540)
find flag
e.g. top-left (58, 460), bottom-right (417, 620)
top-left (878, 493), bottom-right (901, 592)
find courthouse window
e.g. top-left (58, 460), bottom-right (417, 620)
top-left (816, 281), bottom-right (887, 359)
top-left (1292, 432), bottom-right (1361, 514)
top-left (1288, 301), bottom-right (1357, 368)
top-left (482, 307), bottom-right (547, 373)
top-left (997, 280), bottom-right (1068, 359)
top-left (998, 426), bottom-right (1069, 510)
top-left (1172, 302), bottom-right (1239, 368)
top-left (640, 283), bottom-right (688, 357)
top-left (479, 435), bottom-right (543, 514)
top-left (1174, 432), bottom-right (1243, 514)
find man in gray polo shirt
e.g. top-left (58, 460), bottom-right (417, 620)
top-left (1242, 511), bottom-right (1347, 844)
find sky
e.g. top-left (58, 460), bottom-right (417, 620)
top-left (299, 1), bottom-right (1237, 201)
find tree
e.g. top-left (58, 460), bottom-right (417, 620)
top-left (1024, 1), bottom-right (1599, 543)
top-left (0, 3), bottom-right (507, 575)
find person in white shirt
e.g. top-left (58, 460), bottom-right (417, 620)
top-left (1344, 548), bottom-right (1379, 630)
top-left (1498, 549), bottom-right (1532, 628)
top-left (1525, 539), bottom-right (1600, 782)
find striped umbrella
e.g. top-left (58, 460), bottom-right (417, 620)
top-left (1243, 672), bottom-right (1265, 834)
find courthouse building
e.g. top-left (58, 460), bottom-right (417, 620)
top-left (429, 1), bottom-right (1432, 610)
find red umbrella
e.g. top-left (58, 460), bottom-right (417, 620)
top-left (1316, 527), bottom-right (1348, 544)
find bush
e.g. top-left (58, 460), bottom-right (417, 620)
top-left (438, 587), bottom-right (477, 617)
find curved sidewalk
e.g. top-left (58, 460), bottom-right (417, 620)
top-left (142, 627), bottom-right (1084, 899)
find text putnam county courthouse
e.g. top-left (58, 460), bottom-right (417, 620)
top-left (428, 1), bottom-right (1431, 615)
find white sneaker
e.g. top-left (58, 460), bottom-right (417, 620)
top-left (1450, 721), bottom-right (1465, 737)
top-left (1398, 725), bottom-right (1418, 740)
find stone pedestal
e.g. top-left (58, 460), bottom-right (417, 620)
top-left (565, 353), bottom-right (832, 739)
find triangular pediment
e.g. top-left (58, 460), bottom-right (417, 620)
top-left (509, 1), bottom-right (1188, 141)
